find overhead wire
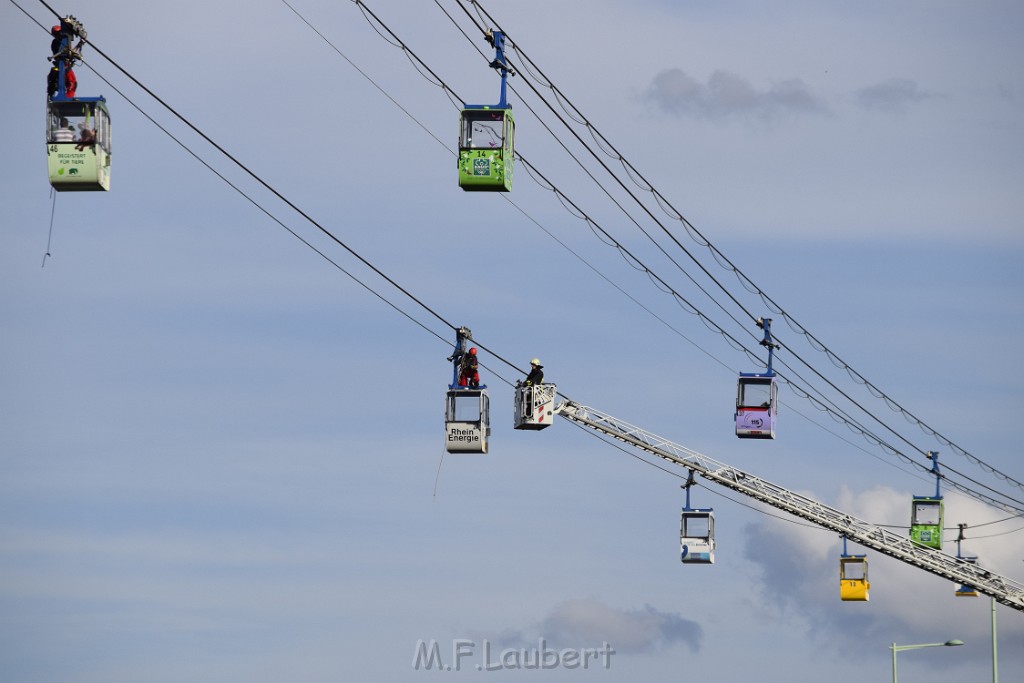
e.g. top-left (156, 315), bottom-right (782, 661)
top-left (352, 0), bottom-right (910, 467)
top-left (571, 419), bottom-right (828, 532)
top-left (431, 0), bottom-right (759, 342)
top-left (337, 0), bottom-right (1024, 515)
top-left (277, 0), bottom-right (730, 389)
top-left (16, 1), bottom-right (1022, 576)
top-left (280, 0), bottom-right (937, 497)
top-left (436, 0), bottom-right (1024, 514)
top-left (30, 0), bottom-right (462, 353)
top-left (19, 0), bottom-right (1022, 519)
top-left (18, 0), bottom-right (537, 392)
top-left (351, 0), bottom-right (879, 460)
top-left (14, 0), bottom-right (451, 350)
top-left (582, 418), bottom-right (1022, 541)
top-left (340, 0), bottom-right (773, 385)
top-left (285, 0), bottom-right (729, 377)
top-left (12, 0), bottom-right (879, 489)
top-left (352, 0), bottom-right (880, 437)
top-left (429, 1), bottom-right (1024, 513)
top-left (458, 0), bottom-right (1024, 498)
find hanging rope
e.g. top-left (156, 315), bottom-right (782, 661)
top-left (42, 190), bottom-right (57, 267)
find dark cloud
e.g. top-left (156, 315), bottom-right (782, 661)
top-left (855, 77), bottom-right (934, 112)
top-left (473, 598), bottom-right (703, 655)
top-left (643, 68), bottom-right (828, 121)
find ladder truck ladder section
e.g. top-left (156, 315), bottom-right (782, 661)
top-left (554, 401), bottom-right (1024, 612)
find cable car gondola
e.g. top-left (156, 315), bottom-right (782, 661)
top-left (735, 318), bottom-right (779, 439)
top-left (910, 451), bottom-right (944, 550)
top-left (444, 327), bottom-right (490, 454)
top-left (679, 472), bottom-right (715, 564)
top-left (458, 30), bottom-right (514, 192)
top-left (46, 15), bottom-right (111, 192)
top-left (839, 536), bottom-right (870, 601)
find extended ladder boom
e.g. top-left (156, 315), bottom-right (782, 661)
top-left (555, 401), bottom-right (1024, 612)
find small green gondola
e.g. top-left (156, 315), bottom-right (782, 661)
top-left (458, 29), bottom-right (514, 192)
top-left (46, 16), bottom-right (111, 192)
top-left (910, 452), bottom-right (944, 550)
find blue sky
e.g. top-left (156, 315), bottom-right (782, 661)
top-left (2, 1), bottom-right (1023, 681)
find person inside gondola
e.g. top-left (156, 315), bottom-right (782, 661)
top-left (75, 124), bottom-right (95, 151)
top-left (458, 347), bottom-right (480, 388)
top-left (54, 117), bottom-right (75, 143)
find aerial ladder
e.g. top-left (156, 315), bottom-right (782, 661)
top-left (553, 400), bottom-right (1024, 612)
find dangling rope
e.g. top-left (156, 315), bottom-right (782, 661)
top-left (42, 190), bottom-right (57, 267)
top-left (432, 444), bottom-right (447, 499)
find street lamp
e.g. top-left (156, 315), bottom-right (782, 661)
top-left (890, 639), bottom-right (964, 683)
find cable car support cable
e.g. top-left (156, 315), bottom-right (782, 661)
top-left (20, 0), bottom-right (1021, 515)
top-left (437, 2), bottom-right (1024, 493)
top-left (553, 400), bottom-right (1024, 611)
top-left (452, 0), bottom-right (1024, 497)
top-left (12, 1), bottom-right (1023, 607)
top-left (342, 0), bottom-right (1024, 513)
top-left (28, 0), bottom-right (466, 349)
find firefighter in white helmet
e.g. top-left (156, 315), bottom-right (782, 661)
top-left (523, 358), bottom-right (544, 386)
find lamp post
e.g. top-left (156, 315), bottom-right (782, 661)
top-left (890, 640), bottom-right (964, 683)
top-left (991, 597), bottom-right (998, 683)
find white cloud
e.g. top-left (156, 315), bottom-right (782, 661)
top-left (741, 485), bottom-right (1024, 665)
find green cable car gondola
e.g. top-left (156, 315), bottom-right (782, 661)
top-left (47, 98), bottom-right (111, 191)
top-left (458, 30), bottom-right (514, 192)
top-left (45, 15), bottom-right (111, 192)
top-left (910, 452), bottom-right (944, 550)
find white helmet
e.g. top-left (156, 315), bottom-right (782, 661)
top-left (530, 358), bottom-right (541, 366)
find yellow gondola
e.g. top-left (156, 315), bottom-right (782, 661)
top-left (840, 536), bottom-right (869, 601)
top-left (840, 556), bottom-right (870, 601)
